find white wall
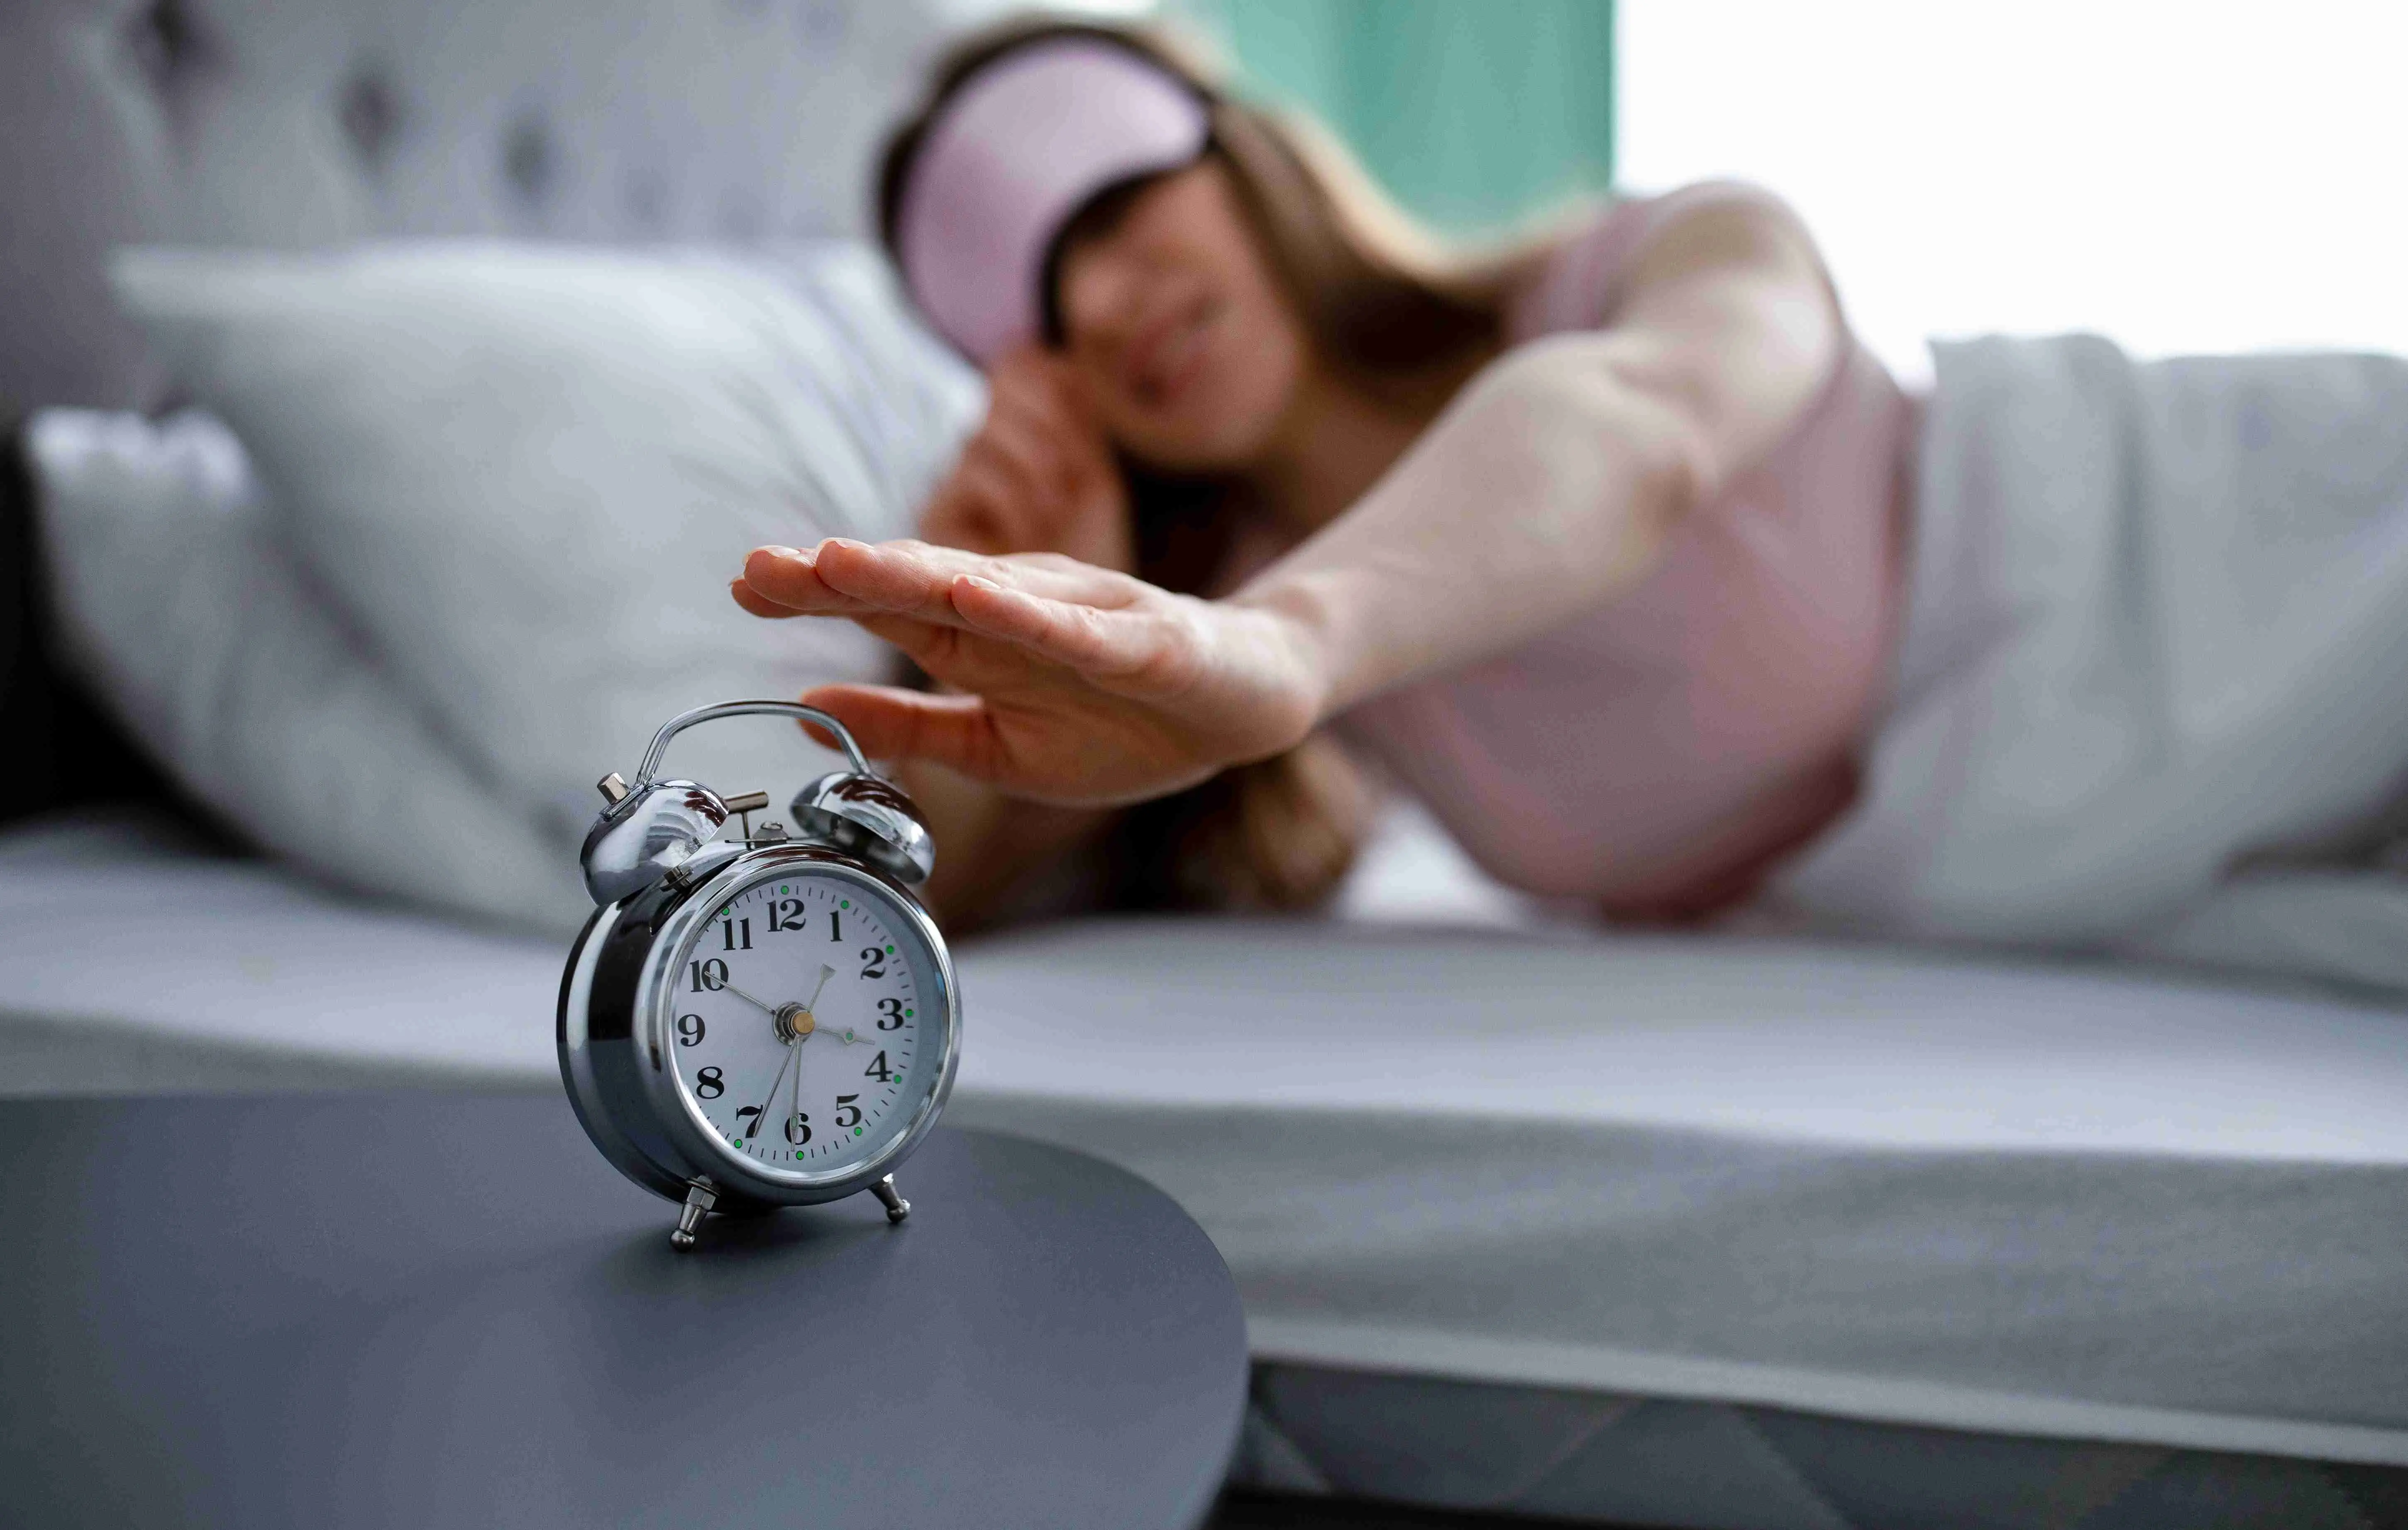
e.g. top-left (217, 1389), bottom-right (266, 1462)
top-left (1618, 0), bottom-right (2408, 384)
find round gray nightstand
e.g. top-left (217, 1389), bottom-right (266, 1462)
top-left (0, 1092), bottom-right (1246, 1529)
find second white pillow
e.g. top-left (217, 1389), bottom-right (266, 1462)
top-left (112, 240), bottom-right (979, 867)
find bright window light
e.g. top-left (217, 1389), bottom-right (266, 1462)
top-left (1619, 0), bottom-right (2408, 384)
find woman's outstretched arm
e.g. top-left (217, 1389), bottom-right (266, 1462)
top-left (1233, 198), bottom-right (1839, 712)
top-left (735, 196), bottom-right (1839, 805)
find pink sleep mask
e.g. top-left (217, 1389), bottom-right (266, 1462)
top-left (893, 38), bottom-right (1211, 365)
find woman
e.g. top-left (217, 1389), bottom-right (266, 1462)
top-left (733, 21), bottom-right (2408, 967)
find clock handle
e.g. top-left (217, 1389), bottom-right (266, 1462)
top-left (637, 699), bottom-right (934, 884)
top-left (581, 700), bottom-right (902, 906)
top-left (633, 700), bottom-right (872, 784)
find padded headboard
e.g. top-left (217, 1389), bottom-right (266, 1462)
top-left (0, 0), bottom-right (989, 418)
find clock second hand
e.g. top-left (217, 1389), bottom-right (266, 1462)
top-left (789, 1021), bottom-right (804, 1151)
top-left (784, 964), bottom-right (834, 1151)
top-left (740, 1038), bottom-right (798, 1146)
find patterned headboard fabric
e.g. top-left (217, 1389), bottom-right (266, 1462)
top-left (0, 0), bottom-right (991, 417)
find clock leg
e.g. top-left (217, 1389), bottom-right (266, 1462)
top-left (870, 1174), bottom-right (911, 1224)
top-left (670, 1180), bottom-right (719, 1250)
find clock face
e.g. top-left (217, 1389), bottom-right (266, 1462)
top-left (662, 866), bottom-right (945, 1182)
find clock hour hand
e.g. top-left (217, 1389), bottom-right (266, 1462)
top-left (719, 979), bottom-right (781, 1019)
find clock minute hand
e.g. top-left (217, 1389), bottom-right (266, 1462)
top-left (801, 964), bottom-right (836, 1016)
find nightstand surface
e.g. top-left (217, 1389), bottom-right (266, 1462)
top-left (0, 1092), bottom-right (1246, 1529)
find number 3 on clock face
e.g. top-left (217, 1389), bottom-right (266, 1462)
top-left (660, 866), bottom-right (944, 1183)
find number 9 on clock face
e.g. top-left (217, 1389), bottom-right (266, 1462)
top-left (663, 866), bottom-right (948, 1182)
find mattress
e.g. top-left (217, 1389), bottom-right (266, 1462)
top-left (6, 814), bottom-right (2407, 1527)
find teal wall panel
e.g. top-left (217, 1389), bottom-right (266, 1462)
top-left (1187, 0), bottom-right (1615, 235)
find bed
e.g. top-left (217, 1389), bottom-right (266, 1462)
top-left (6, 3), bottom-right (2406, 1527)
top-left (7, 810), bottom-right (2408, 1525)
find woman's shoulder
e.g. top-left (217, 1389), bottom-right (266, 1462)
top-left (1509, 179), bottom-right (1813, 342)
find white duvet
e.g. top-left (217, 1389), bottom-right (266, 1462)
top-left (1778, 334), bottom-right (2408, 991)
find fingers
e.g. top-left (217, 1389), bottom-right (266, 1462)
top-left (738, 544), bottom-right (869, 617)
top-left (978, 407), bottom-right (1075, 508)
top-left (925, 352), bottom-right (1123, 561)
top-left (745, 540), bottom-right (991, 620)
top-left (733, 569), bottom-right (1055, 703)
top-left (796, 684), bottom-right (1002, 781)
top-left (988, 343), bottom-right (1094, 427)
top-left (949, 575), bottom-right (1194, 692)
top-left (740, 539), bottom-right (1169, 704)
top-left (749, 538), bottom-right (1138, 618)
top-left (916, 469), bottom-right (1013, 555)
top-left (845, 611), bottom-right (987, 681)
top-left (808, 540), bottom-right (967, 615)
top-left (730, 578), bottom-right (800, 620)
top-left (921, 406), bottom-right (1060, 554)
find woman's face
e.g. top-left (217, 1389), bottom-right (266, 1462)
top-left (1050, 158), bottom-right (1311, 472)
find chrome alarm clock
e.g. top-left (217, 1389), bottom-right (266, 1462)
top-left (558, 700), bottom-right (961, 1250)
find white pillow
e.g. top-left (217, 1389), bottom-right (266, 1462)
top-left (29, 408), bottom-right (589, 926)
top-left (109, 241), bottom-right (979, 878)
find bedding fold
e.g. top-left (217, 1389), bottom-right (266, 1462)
top-left (1778, 334), bottom-right (2408, 983)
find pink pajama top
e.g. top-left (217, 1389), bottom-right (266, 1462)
top-left (1338, 184), bottom-right (1915, 921)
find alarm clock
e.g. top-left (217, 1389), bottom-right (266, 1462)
top-left (558, 700), bottom-right (961, 1250)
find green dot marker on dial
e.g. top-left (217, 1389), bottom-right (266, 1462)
top-left (853, 1126), bottom-right (863, 1137)
top-left (840, 899), bottom-right (850, 909)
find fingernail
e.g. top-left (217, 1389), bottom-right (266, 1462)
top-left (961, 574), bottom-right (1001, 592)
top-left (758, 545), bottom-right (807, 566)
top-left (828, 538), bottom-right (868, 553)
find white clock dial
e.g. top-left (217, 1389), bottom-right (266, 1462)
top-left (664, 869), bottom-right (938, 1179)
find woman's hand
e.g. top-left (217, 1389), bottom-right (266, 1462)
top-left (731, 539), bottom-right (1326, 807)
top-left (916, 344), bottom-right (1134, 573)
